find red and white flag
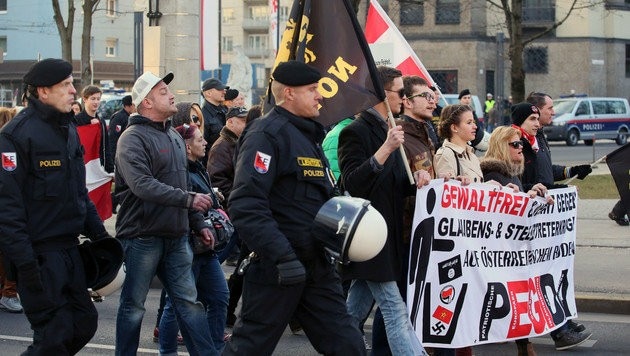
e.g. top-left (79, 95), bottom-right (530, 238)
top-left (77, 124), bottom-right (113, 221)
top-left (365, 0), bottom-right (436, 86)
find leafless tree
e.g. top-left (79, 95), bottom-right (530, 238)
top-left (81, 0), bottom-right (101, 86)
top-left (52, 0), bottom-right (75, 63)
top-left (486, 0), bottom-right (602, 102)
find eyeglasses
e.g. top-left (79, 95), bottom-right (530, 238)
top-left (508, 141), bottom-right (523, 149)
top-left (385, 88), bottom-right (405, 99)
top-left (407, 92), bottom-right (435, 102)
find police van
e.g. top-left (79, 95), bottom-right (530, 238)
top-left (544, 97), bottom-right (630, 146)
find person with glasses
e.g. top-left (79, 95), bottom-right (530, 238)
top-left (172, 102), bottom-right (205, 135)
top-left (480, 125), bottom-right (553, 356)
top-left (338, 66), bottom-right (429, 355)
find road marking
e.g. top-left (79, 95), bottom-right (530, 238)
top-left (0, 335), bottom-right (190, 355)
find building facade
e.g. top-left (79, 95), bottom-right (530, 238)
top-left (381, 0), bottom-right (630, 101)
top-left (0, 0), bottom-right (135, 106)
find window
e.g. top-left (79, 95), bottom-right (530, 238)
top-left (249, 6), bottom-right (267, 20)
top-left (105, 38), bottom-right (118, 57)
top-left (279, 6), bottom-right (290, 22)
top-left (591, 101), bottom-right (607, 115)
top-left (106, 0), bottom-right (116, 17)
top-left (522, 0), bottom-right (555, 22)
top-left (0, 36), bottom-right (6, 56)
top-left (222, 36), bottom-right (233, 52)
top-left (0, 0), bottom-right (6, 12)
top-left (436, 0), bottom-right (460, 25)
top-left (575, 101), bottom-right (590, 116)
top-left (222, 8), bottom-right (235, 23)
top-left (524, 47), bottom-right (548, 73)
top-left (248, 34), bottom-right (268, 50)
top-left (626, 44), bottom-right (630, 78)
top-left (429, 70), bottom-right (458, 94)
top-left (400, 1), bottom-right (424, 26)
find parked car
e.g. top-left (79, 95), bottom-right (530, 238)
top-left (543, 97), bottom-right (630, 146)
top-left (97, 92), bottom-right (130, 126)
top-left (442, 94), bottom-right (485, 120)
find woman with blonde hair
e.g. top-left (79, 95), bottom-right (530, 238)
top-left (480, 125), bottom-right (552, 356)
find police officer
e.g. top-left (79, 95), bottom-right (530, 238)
top-left (0, 58), bottom-right (111, 355)
top-left (225, 60), bottom-right (366, 355)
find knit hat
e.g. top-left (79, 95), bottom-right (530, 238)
top-left (511, 102), bottom-right (539, 126)
top-left (458, 89), bottom-right (471, 100)
top-left (225, 89), bottom-right (239, 101)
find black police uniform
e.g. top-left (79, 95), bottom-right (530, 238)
top-left (0, 97), bottom-right (107, 354)
top-left (225, 106), bottom-right (366, 355)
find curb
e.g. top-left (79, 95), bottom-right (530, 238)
top-left (576, 293), bottom-right (630, 315)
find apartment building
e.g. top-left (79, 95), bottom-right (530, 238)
top-left (0, 0), bottom-right (136, 106)
top-left (383, 0), bottom-right (630, 99)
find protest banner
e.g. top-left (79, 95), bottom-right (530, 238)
top-left (408, 180), bottom-right (579, 348)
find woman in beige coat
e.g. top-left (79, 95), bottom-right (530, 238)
top-left (434, 104), bottom-right (484, 183)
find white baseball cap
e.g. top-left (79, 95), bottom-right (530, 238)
top-left (132, 71), bottom-right (174, 107)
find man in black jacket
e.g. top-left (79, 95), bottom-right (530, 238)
top-left (0, 58), bottom-right (111, 355)
top-left (224, 61), bottom-right (365, 355)
top-left (108, 94), bottom-right (135, 214)
top-left (201, 78), bottom-right (228, 151)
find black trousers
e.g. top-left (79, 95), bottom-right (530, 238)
top-left (18, 246), bottom-right (98, 356)
top-left (224, 255), bottom-right (366, 356)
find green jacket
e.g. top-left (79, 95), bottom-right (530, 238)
top-left (322, 118), bottom-right (353, 180)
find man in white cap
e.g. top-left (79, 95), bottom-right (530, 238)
top-left (114, 71), bottom-right (217, 355)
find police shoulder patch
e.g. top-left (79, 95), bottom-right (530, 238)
top-left (254, 151), bottom-right (271, 174)
top-left (2, 152), bottom-right (17, 171)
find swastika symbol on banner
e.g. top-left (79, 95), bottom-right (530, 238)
top-left (432, 321), bottom-right (446, 334)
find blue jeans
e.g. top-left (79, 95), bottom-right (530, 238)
top-left (115, 236), bottom-right (215, 356)
top-left (347, 279), bottom-right (426, 356)
top-left (159, 253), bottom-right (228, 355)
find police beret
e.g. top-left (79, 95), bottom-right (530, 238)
top-left (23, 58), bottom-right (73, 87)
top-left (225, 89), bottom-right (239, 101)
top-left (511, 102), bottom-right (539, 127)
top-left (458, 89), bottom-right (471, 100)
top-left (272, 60), bottom-right (322, 86)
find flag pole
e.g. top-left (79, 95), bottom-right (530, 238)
top-left (383, 99), bottom-right (415, 185)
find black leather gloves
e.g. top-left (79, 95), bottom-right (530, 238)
top-left (18, 261), bottom-right (44, 292)
top-left (569, 164), bottom-right (592, 180)
top-left (276, 253), bottom-right (306, 285)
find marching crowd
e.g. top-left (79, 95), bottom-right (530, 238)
top-left (0, 56), bottom-right (625, 356)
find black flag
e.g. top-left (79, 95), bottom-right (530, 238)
top-left (607, 143), bottom-right (630, 211)
top-left (267, 0), bottom-right (385, 127)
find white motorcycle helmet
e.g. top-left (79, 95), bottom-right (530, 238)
top-left (78, 238), bottom-right (125, 301)
top-left (313, 196), bottom-right (387, 264)
top-left (90, 264), bottom-right (125, 301)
